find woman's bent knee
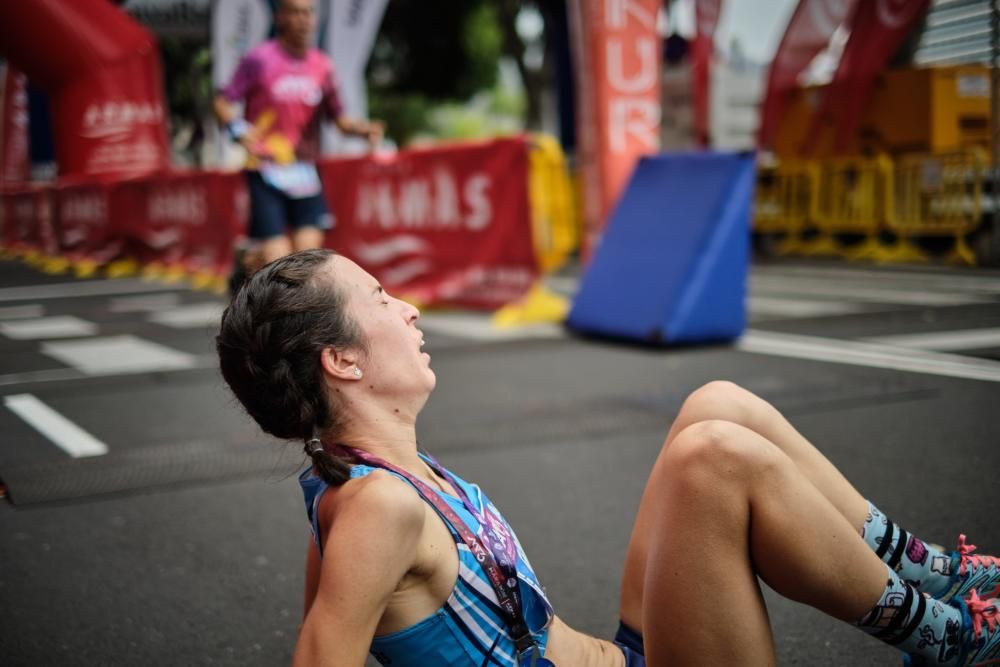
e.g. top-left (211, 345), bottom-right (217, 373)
top-left (664, 419), bottom-right (779, 485)
top-left (676, 381), bottom-right (758, 428)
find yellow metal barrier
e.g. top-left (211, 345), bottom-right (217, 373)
top-left (528, 134), bottom-right (579, 273)
top-left (880, 149), bottom-right (986, 265)
top-left (753, 161), bottom-right (820, 255)
top-left (801, 155), bottom-right (890, 260)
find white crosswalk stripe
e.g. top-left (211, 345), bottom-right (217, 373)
top-left (0, 316), bottom-right (98, 340)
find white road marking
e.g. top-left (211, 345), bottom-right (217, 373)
top-left (0, 316), bottom-right (98, 340)
top-left (544, 275), bottom-right (579, 296)
top-left (4, 393), bottom-right (108, 457)
top-left (866, 327), bottom-right (1000, 351)
top-left (753, 265), bottom-right (1000, 294)
top-left (419, 312), bottom-right (564, 341)
top-left (749, 275), bottom-right (993, 306)
top-left (41, 335), bottom-right (198, 375)
top-left (0, 279), bottom-right (177, 303)
top-left (148, 302), bottom-right (226, 329)
top-left (748, 296), bottom-right (868, 319)
top-left (108, 293), bottom-right (182, 313)
top-left (0, 304), bottom-right (45, 320)
top-left (739, 330), bottom-right (1000, 383)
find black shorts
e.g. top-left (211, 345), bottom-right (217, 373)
top-left (245, 170), bottom-right (333, 240)
top-left (614, 621), bottom-right (645, 666)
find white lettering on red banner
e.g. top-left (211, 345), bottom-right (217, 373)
top-left (81, 102), bottom-right (165, 140)
top-left (355, 168), bottom-right (493, 231)
top-left (148, 187), bottom-right (208, 226)
top-left (321, 137), bottom-right (537, 309)
top-left (62, 194), bottom-right (108, 226)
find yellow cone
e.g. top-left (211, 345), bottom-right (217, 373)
top-left (492, 283), bottom-right (569, 328)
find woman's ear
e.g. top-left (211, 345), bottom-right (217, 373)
top-left (320, 347), bottom-right (363, 381)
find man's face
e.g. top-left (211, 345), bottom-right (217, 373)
top-left (277, 0), bottom-right (316, 48)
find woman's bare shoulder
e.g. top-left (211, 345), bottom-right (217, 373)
top-left (318, 469), bottom-right (425, 532)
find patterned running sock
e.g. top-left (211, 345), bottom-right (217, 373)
top-left (856, 564), bottom-right (964, 665)
top-left (861, 502), bottom-right (955, 597)
top-left (862, 503), bottom-right (1000, 602)
top-left (904, 590), bottom-right (1000, 667)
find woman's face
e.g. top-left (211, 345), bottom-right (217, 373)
top-left (329, 256), bottom-right (436, 404)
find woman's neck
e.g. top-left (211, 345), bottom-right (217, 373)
top-left (335, 405), bottom-right (423, 470)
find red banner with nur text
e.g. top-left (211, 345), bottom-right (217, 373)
top-left (568, 0), bottom-right (662, 260)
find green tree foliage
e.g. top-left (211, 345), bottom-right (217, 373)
top-left (368, 0), bottom-right (530, 146)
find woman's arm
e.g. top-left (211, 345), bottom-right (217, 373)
top-left (293, 472), bottom-right (425, 667)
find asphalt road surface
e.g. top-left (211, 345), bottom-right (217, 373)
top-left (1, 257), bottom-right (998, 666)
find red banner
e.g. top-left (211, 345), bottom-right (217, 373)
top-left (692, 0), bottom-right (722, 147)
top-left (568, 0), bottom-right (661, 259)
top-left (319, 137), bottom-right (538, 309)
top-left (819, 0), bottom-right (930, 153)
top-left (1, 185), bottom-right (55, 256)
top-left (2, 140), bottom-right (539, 302)
top-left (0, 0), bottom-right (171, 179)
top-left (1, 66), bottom-right (31, 184)
top-left (757, 0), bottom-right (856, 149)
top-left (114, 171), bottom-right (246, 276)
top-left (51, 179), bottom-right (124, 267)
top-left (55, 52), bottom-right (171, 180)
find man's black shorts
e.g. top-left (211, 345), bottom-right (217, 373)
top-left (244, 170), bottom-right (333, 240)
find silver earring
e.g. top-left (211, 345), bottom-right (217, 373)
top-left (353, 367), bottom-right (363, 378)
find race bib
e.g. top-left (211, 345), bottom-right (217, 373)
top-left (261, 162), bottom-right (322, 199)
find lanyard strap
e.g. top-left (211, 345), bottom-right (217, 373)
top-left (332, 445), bottom-right (536, 653)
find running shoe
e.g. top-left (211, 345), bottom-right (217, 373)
top-left (904, 589), bottom-right (1000, 666)
top-left (938, 536), bottom-right (1000, 603)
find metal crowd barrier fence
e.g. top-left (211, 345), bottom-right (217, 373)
top-left (753, 161), bottom-right (819, 255)
top-left (753, 149), bottom-right (987, 265)
top-left (801, 155), bottom-right (890, 260)
top-left (880, 148), bottom-right (986, 265)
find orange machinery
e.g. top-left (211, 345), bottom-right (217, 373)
top-left (771, 64), bottom-right (992, 159)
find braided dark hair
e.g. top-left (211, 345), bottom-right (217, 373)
top-left (216, 248), bottom-right (363, 486)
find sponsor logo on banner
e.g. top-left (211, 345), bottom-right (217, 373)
top-left (354, 168), bottom-right (493, 232)
top-left (81, 102), bottom-right (165, 141)
top-left (62, 193), bottom-right (108, 226)
top-left (322, 138), bottom-right (538, 309)
top-left (148, 187), bottom-right (208, 226)
top-left (60, 192), bottom-right (108, 248)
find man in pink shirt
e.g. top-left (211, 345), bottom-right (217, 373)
top-left (213, 0), bottom-right (382, 279)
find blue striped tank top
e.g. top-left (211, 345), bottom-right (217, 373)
top-left (298, 453), bottom-right (555, 666)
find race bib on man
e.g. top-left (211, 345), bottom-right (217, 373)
top-left (261, 162), bottom-right (322, 198)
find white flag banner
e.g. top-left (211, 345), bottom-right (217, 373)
top-left (322, 0), bottom-right (388, 154)
top-left (211, 0), bottom-right (272, 90)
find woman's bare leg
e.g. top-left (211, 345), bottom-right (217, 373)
top-left (632, 420), bottom-right (887, 665)
top-left (260, 234), bottom-right (293, 265)
top-left (620, 382), bottom-right (870, 624)
top-left (291, 226), bottom-right (324, 252)
top-left (664, 381), bottom-right (868, 526)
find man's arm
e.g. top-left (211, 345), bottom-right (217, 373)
top-left (212, 94), bottom-right (272, 159)
top-left (321, 63), bottom-right (384, 148)
top-left (334, 115), bottom-right (385, 146)
top-left (293, 472), bottom-right (425, 667)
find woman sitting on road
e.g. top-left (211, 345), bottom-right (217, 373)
top-left (216, 248), bottom-right (1000, 667)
